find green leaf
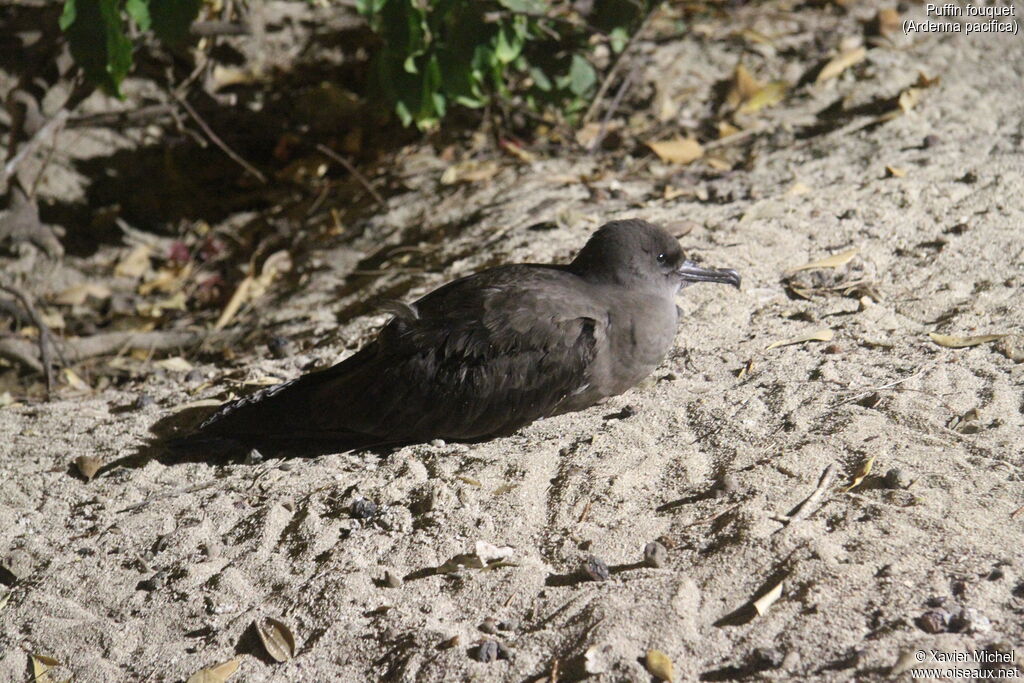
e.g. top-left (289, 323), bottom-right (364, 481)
top-left (567, 54), bottom-right (596, 96)
top-left (494, 24), bottom-right (523, 64)
top-left (125, 0), bottom-right (151, 31)
top-left (59, 0), bottom-right (76, 30)
top-left (497, 0), bottom-right (546, 13)
top-left (61, 0), bottom-right (132, 96)
top-left (529, 65), bottom-right (552, 91)
top-left (610, 26), bottom-right (629, 53)
top-left (148, 0), bottom-right (201, 46)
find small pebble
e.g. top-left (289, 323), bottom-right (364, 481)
top-left (133, 393), bottom-right (155, 410)
top-left (0, 549), bottom-right (33, 584)
top-left (267, 336), bottom-right (295, 359)
top-left (479, 617), bottom-right (498, 634)
top-left (474, 640), bottom-right (499, 663)
top-left (438, 635), bottom-right (459, 650)
top-left (950, 607), bottom-right (991, 634)
top-left (496, 641), bottom-right (512, 660)
top-left (717, 474), bottom-right (738, 496)
top-left (244, 449), bottom-right (264, 465)
top-left (351, 498), bottom-right (378, 519)
top-left (922, 134), bottom-right (941, 149)
top-left (918, 610), bottom-right (950, 634)
top-left (497, 619), bottom-right (518, 632)
top-left (581, 556), bottom-right (611, 582)
top-left (643, 541), bottom-right (668, 568)
top-left (185, 369), bottom-right (204, 383)
top-left (384, 570), bottom-right (402, 588)
top-left (883, 468), bottom-right (910, 489)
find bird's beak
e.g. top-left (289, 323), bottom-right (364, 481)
top-left (676, 261), bottom-right (742, 288)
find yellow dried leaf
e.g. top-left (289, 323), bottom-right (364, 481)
top-left (156, 357), bottom-right (194, 372)
top-left (32, 654), bottom-right (61, 683)
top-left (647, 137), bottom-right (704, 165)
top-left (816, 47), bottom-right (867, 83)
top-left (215, 275), bottom-right (254, 331)
top-left (53, 283), bottom-right (112, 306)
top-left (843, 455), bottom-right (875, 491)
top-left (886, 165), bottom-right (907, 178)
top-left (706, 157), bottom-right (731, 171)
top-left (75, 455), bottom-right (102, 482)
top-left (187, 658), bottom-right (241, 683)
top-left (898, 88), bottom-right (921, 114)
top-left (62, 368), bottom-right (91, 392)
top-left (440, 160), bottom-right (500, 185)
top-left (738, 80), bottom-right (788, 114)
top-left (874, 8), bottom-right (901, 36)
top-left (645, 649), bottom-right (675, 682)
top-left (139, 263), bottom-right (193, 296)
top-left (929, 333), bottom-right (1006, 348)
top-left (256, 617), bottom-right (296, 663)
top-left (727, 63), bottom-right (763, 108)
top-left (457, 475), bottom-right (482, 487)
top-left (766, 328), bottom-right (834, 351)
top-left (785, 247), bottom-right (859, 275)
top-left (739, 28), bottom-right (774, 46)
top-left (753, 579), bottom-right (784, 615)
top-left (787, 182), bottom-right (812, 196)
top-left (717, 121), bottom-right (741, 138)
top-left (916, 71), bottom-right (940, 88)
top-left (115, 245), bottom-right (152, 279)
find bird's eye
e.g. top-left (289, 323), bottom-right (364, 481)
top-left (656, 253), bottom-right (668, 264)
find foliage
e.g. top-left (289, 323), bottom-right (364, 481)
top-left (59, 0), bottom-right (202, 97)
top-left (356, 0), bottom-right (650, 130)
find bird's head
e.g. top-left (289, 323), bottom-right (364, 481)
top-left (570, 219), bottom-right (741, 294)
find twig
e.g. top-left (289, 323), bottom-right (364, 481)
top-left (315, 143), bottom-right (385, 207)
top-left (0, 282), bottom-right (64, 398)
top-left (775, 464), bottom-right (837, 527)
top-left (588, 65), bottom-right (639, 152)
top-left (171, 91), bottom-right (267, 184)
top-left (581, 2), bottom-right (662, 126)
top-left (830, 365), bottom-right (932, 409)
top-left (1, 109), bottom-right (68, 186)
top-left (68, 103), bottom-right (177, 129)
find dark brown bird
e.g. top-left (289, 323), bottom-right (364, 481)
top-left (175, 220), bottom-right (740, 453)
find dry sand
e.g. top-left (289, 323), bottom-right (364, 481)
top-left (2, 5), bottom-right (1023, 682)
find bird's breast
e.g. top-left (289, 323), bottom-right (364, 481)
top-left (603, 294), bottom-right (678, 394)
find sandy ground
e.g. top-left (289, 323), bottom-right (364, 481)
top-left (2, 3), bottom-right (1024, 681)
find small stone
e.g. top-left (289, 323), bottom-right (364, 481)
top-left (751, 647), bottom-right (784, 668)
top-left (185, 369), bottom-right (204, 383)
top-left (384, 571), bottom-right (402, 588)
top-left (718, 474), bottom-right (738, 495)
top-left (917, 610), bottom-right (950, 634)
top-left (437, 635), bottom-right (459, 650)
top-left (922, 134), bottom-right (941, 149)
top-left (244, 449), bottom-right (264, 466)
top-left (950, 607), bottom-right (991, 634)
top-left (496, 641), bottom-right (512, 660)
top-left (883, 468), bottom-right (909, 489)
top-left (643, 541), bottom-right (668, 568)
top-left (267, 336), bottom-right (295, 359)
top-left (479, 617), bottom-right (498, 634)
top-left (0, 549), bottom-right (33, 585)
top-left (822, 343), bottom-right (843, 354)
top-left (430, 439), bottom-right (446, 448)
top-left (474, 640), bottom-right (499, 663)
top-left (581, 556), bottom-right (611, 582)
top-left (133, 393), bottom-right (155, 409)
top-left (497, 619), bottom-right (518, 632)
top-left (351, 498), bottom-right (379, 519)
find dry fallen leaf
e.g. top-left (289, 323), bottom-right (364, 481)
top-left (886, 165), bottom-right (907, 178)
top-left (843, 455), bottom-right (876, 492)
top-left (787, 182), bottom-right (812, 196)
top-left (872, 8), bottom-right (901, 37)
top-left (215, 275), bottom-right (254, 331)
top-left (440, 159), bottom-right (500, 185)
top-left (766, 328), bottom-right (835, 350)
top-left (156, 357), bottom-right (194, 373)
top-left (929, 332), bottom-right (1006, 348)
top-left (53, 283), bottom-right (112, 306)
top-left (115, 245), bottom-right (152, 279)
top-left (816, 47), bottom-right (867, 83)
top-left (186, 658), bottom-right (241, 683)
top-left (256, 617), bottom-right (296, 663)
top-left (727, 63), bottom-right (762, 108)
top-left (645, 649), bottom-right (675, 682)
top-left (75, 455), bottom-right (102, 482)
top-left (785, 248), bottom-right (859, 276)
top-left (62, 368), bottom-right (92, 392)
top-left (647, 137), bottom-right (704, 165)
top-left (31, 654), bottom-right (64, 683)
top-left (753, 578), bottom-right (784, 616)
top-left (738, 81), bottom-right (788, 114)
